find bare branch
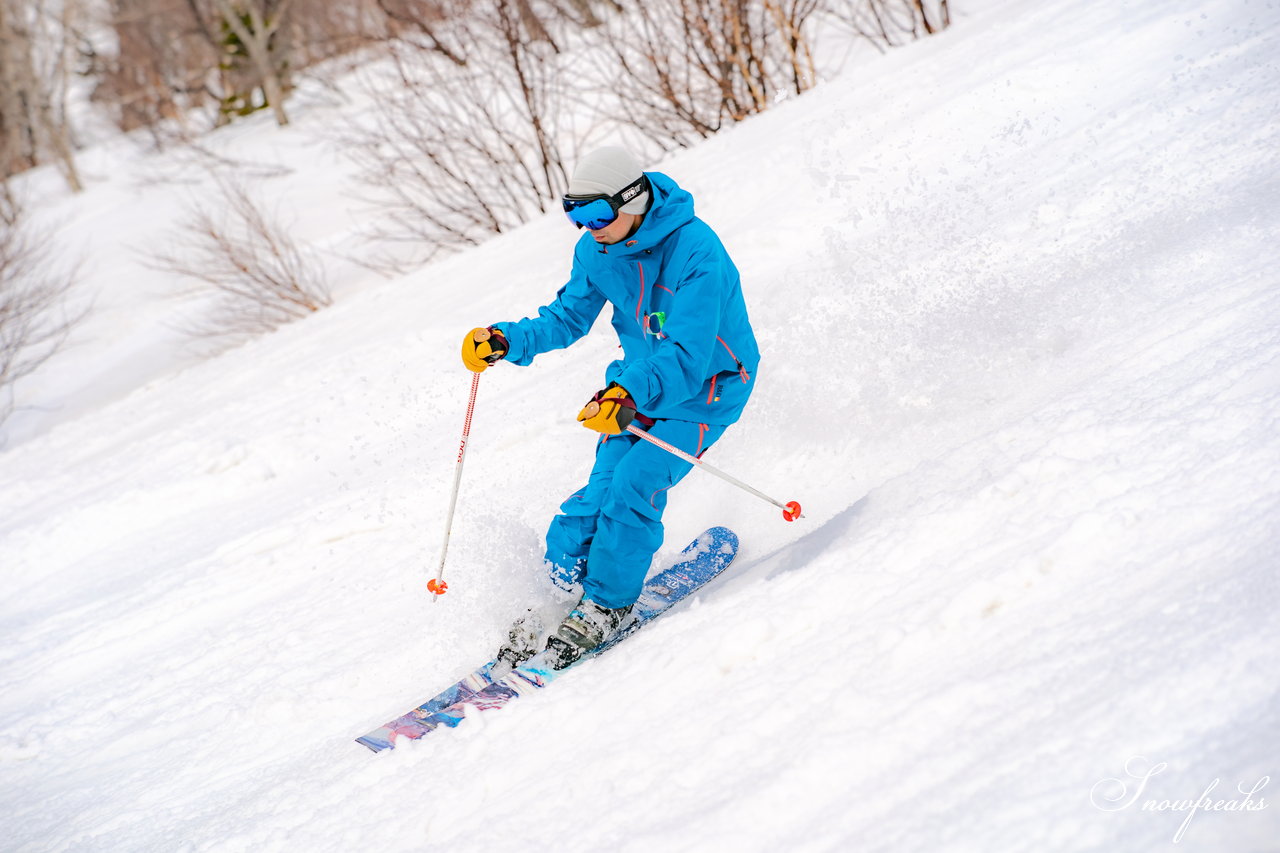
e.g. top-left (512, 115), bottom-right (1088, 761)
top-left (0, 0), bottom-right (85, 190)
top-left (596, 0), bottom-right (822, 149)
top-left (822, 0), bottom-right (952, 50)
top-left (0, 188), bottom-right (83, 434)
top-left (333, 1), bottom-right (575, 268)
top-left (146, 176), bottom-right (330, 346)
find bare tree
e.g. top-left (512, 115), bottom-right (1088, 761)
top-left (825, 0), bottom-right (951, 52)
top-left (93, 0), bottom-right (385, 137)
top-left (206, 0), bottom-right (296, 126)
top-left (543, 0), bottom-right (618, 28)
top-left (93, 0), bottom-right (220, 139)
top-left (600, 0), bottom-right (822, 149)
top-left (0, 0), bottom-right (85, 190)
top-left (373, 0), bottom-right (468, 65)
top-left (95, 0), bottom-right (299, 131)
top-left (289, 0), bottom-right (387, 68)
top-left (0, 187), bottom-right (82, 433)
top-left (340, 0), bottom-right (575, 267)
top-left (512, 0), bottom-right (556, 46)
top-left (148, 177), bottom-right (330, 343)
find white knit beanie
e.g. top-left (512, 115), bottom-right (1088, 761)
top-left (567, 146), bottom-right (650, 215)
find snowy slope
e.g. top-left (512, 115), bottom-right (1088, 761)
top-left (3, 0), bottom-right (1280, 851)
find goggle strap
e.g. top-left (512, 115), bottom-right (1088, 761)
top-left (563, 174), bottom-right (648, 211)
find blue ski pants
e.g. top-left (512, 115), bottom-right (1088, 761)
top-left (544, 419), bottom-right (728, 609)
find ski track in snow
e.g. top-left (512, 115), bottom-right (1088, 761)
top-left (2, 0), bottom-right (1280, 850)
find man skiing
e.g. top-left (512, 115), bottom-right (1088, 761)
top-left (461, 146), bottom-right (759, 669)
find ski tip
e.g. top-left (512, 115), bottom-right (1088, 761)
top-left (708, 526), bottom-right (739, 548)
top-left (356, 734), bottom-right (393, 753)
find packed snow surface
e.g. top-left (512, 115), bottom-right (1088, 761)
top-left (3, 0), bottom-right (1279, 850)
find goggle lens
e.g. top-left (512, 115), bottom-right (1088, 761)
top-left (562, 174), bottom-right (648, 230)
top-left (563, 197), bottom-right (619, 230)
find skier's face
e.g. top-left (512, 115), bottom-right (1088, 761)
top-left (589, 212), bottom-right (640, 245)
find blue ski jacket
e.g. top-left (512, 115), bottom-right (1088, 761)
top-left (498, 172), bottom-right (759, 426)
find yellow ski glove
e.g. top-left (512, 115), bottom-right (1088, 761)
top-left (461, 327), bottom-right (508, 373)
top-left (577, 384), bottom-right (637, 435)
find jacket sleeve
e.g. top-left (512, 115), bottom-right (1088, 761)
top-left (615, 249), bottom-right (726, 410)
top-left (497, 248), bottom-right (606, 365)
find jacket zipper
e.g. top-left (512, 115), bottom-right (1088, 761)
top-left (635, 262), bottom-right (646, 327)
top-left (717, 336), bottom-right (750, 383)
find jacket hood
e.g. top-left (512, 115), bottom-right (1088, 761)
top-left (585, 172), bottom-right (693, 258)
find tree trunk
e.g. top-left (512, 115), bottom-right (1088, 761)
top-left (0, 0), bottom-right (83, 190)
top-left (213, 0), bottom-right (293, 126)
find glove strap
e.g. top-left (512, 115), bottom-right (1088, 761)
top-left (479, 327), bottom-right (508, 363)
top-left (589, 388), bottom-right (652, 430)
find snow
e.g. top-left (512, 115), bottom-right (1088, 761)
top-left (3, 0), bottom-right (1280, 850)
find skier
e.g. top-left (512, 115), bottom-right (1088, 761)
top-left (461, 146), bottom-right (759, 669)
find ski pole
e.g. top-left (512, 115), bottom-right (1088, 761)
top-left (624, 424), bottom-right (803, 522)
top-left (429, 371), bottom-right (482, 598)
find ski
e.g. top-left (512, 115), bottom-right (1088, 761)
top-left (356, 526), bottom-right (739, 752)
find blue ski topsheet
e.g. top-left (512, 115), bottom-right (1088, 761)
top-left (356, 526), bottom-right (738, 752)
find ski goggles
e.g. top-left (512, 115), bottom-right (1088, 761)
top-left (562, 174), bottom-right (648, 230)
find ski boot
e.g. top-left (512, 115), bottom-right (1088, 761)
top-left (493, 598), bottom-right (576, 678)
top-left (544, 599), bottom-right (633, 670)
